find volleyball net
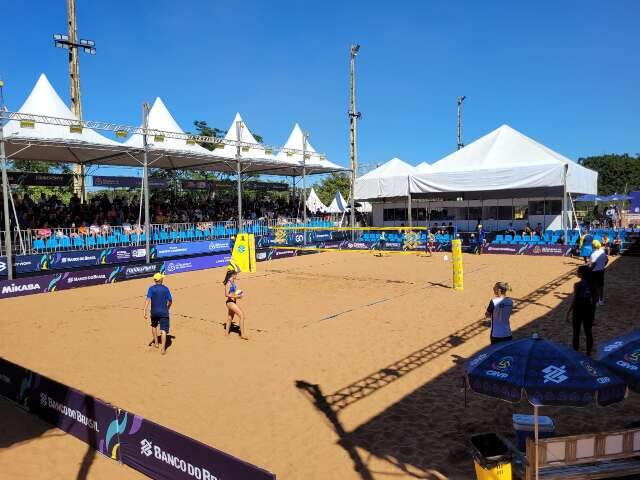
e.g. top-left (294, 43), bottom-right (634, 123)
top-left (266, 225), bottom-right (459, 254)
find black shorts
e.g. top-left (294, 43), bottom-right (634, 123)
top-left (591, 270), bottom-right (605, 288)
top-left (150, 316), bottom-right (170, 333)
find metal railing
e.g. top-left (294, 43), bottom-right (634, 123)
top-left (3, 217), bottom-right (334, 255)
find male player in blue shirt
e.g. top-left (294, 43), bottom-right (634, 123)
top-left (144, 273), bottom-right (173, 355)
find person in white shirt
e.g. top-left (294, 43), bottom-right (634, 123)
top-left (589, 240), bottom-right (608, 306)
top-left (485, 282), bottom-right (514, 344)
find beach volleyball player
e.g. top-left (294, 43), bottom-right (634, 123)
top-left (144, 273), bottom-right (173, 355)
top-left (223, 267), bottom-right (248, 340)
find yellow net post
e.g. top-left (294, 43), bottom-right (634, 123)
top-left (452, 239), bottom-right (464, 291)
top-left (230, 233), bottom-right (256, 273)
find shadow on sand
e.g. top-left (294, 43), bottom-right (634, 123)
top-left (296, 256), bottom-right (640, 479)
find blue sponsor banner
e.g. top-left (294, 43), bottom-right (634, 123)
top-left (0, 254), bottom-right (45, 276)
top-left (163, 254), bottom-right (231, 275)
top-left (152, 240), bottom-right (231, 259)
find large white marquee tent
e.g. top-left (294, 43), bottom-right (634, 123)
top-left (354, 124), bottom-right (598, 232)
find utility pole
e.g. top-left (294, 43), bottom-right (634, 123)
top-left (457, 96), bottom-right (466, 150)
top-left (53, 0), bottom-right (96, 203)
top-left (349, 44), bottom-right (361, 237)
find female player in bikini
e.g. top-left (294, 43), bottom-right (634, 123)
top-left (223, 268), bottom-right (248, 340)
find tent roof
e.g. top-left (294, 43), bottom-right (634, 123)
top-left (124, 97), bottom-right (212, 156)
top-left (410, 124), bottom-right (597, 195)
top-left (276, 124), bottom-right (343, 173)
top-left (430, 125), bottom-right (573, 172)
top-left (2, 74), bottom-right (343, 176)
top-left (360, 157), bottom-right (416, 179)
top-left (415, 161), bottom-right (432, 172)
top-left (2, 73), bottom-right (133, 165)
top-left (354, 157), bottom-right (415, 200)
top-left (327, 190), bottom-right (349, 213)
top-left (306, 187), bottom-right (327, 213)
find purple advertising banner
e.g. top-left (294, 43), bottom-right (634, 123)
top-left (0, 273), bottom-right (59, 300)
top-left (0, 357), bottom-right (30, 404)
top-left (163, 254), bottom-right (231, 275)
top-left (256, 248), bottom-right (298, 262)
top-left (117, 411), bottom-right (275, 480)
top-left (0, 254), bottom-right (47, 276)
top-left (45, 266), bottom-right (122, 292)
top-left (19, 371), bottom-right (120, 456)
top-left (119, 262), bottom-right (164, 280)
top-left (483, 243), bottom-right (573, 256)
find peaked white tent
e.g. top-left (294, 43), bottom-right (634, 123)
top-left (327, 191), bottom-right (349, 213)
top-left (306, 188), bottom-right (327, 214)
top-left (3, 73), bottom-right (129, 164)
top-left (415, 162), bottom-right (432, 172)
top-left (355, 157), bottom-right (416, 200)
top-left (410, 125), bottom-right (597, 195)
top-left (277, 124), bottom-right (343, 174)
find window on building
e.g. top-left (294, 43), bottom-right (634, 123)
top-left (514, 204), bottom-right (528, 220)
top-left (528, 201), bottom-right (545, 216)
top-left (411, 208), bottom-right (426, 221)
top-left (394, 208), bottom-right (408, 221)
top-left (383, 208), bottom-right (395, 221)
top-left (468, 207), bottom-right (482, 221)
top-left (498, 206), bottom-right (514, 220)
top-left (544, 200), bottom-right (562, 215)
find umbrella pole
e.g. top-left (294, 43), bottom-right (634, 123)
top-left (534, 404), bottom-right (540, 480)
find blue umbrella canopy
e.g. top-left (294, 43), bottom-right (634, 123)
top-left (574, 194), bottom-right (605, 202)
top-left (602, 193), bottom-right (632, 202)
top-left (598, 330), bottom-right (640, 392)
top-left (466, 335), bottom-right (626, 407)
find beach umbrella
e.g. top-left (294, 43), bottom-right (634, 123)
top-left (598, 330), bottom-right (640, 393)
top-left (603, 193), bottom-right (632, 202)
top-left (574, 194), bottom-right (605, 202)
top-left (465, 334), bottom-right (626, 480)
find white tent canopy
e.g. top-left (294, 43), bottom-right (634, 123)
top-left (415, 162), bottom-right (432, 172)
top-left (327, 191), bottom-right (349, 213)
top-left (410, 125), bottom-right (597, 196)
top-left (306, 188), bottom-right (327, 213)
top-left (355, 157), bottom-right (416, 200)
top-left (3, 73), bottom-right (131, 164)
top-left (277, 124), bottom-right (343, 174)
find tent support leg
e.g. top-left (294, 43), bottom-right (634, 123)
top-left (142, 103), bottom-right (151, 264)
top-left (235, 121), bottom-right (243, 233)
top-left (0, 124), bottom-right (13, 280)
top-left (563, 164), bottom-right (569, 242)
top-left (302, 134), bottom-right (307, 245)
top-left (534, 405), bottom-right (540, 480)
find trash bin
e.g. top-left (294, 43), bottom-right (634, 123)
top-left (512, 414), bottom-right (555, 451)
top-left (469, 433), bottom-right (513, 480)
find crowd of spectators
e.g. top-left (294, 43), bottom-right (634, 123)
top-left (3, 192), bottom-right (303, 235)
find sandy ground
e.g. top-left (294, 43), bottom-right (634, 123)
top-left (1, 251), bottom-right (638, 479)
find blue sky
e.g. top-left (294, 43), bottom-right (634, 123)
top-left (2, 0), bottom-right (639, 178)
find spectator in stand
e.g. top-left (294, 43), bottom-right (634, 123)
top-left (556, 233), bottom-right (565, 245)
top-left (534, 223), bottom-right (543, 238)
top-left (505, 223), bottom-right (517, 237)
top-left (523, 222), bottom-right (533, 237)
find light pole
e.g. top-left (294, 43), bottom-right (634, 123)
top-left (349, 44), bottom-right (361, 238)
top-left (53, 0), bottom-right (96, 203)
top-left (457, 95), bottom-right (466, 150)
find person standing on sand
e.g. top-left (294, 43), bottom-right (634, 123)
top-left (485, 282), bottom-right (514, 344)
top-left (589, 240), bottom-right (608, 306)
top-left (144, 273), bottom-right (173, 355)
top-left (565, 265), bottom-right (597, 356)
top-left (223, 268), bottom-right (248, 340)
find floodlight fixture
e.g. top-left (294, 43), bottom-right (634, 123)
top-left (53, 33), bottom-right (96, 54)
top-left (351, 44), bottom-right (360, 56)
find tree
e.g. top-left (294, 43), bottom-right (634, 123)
top-left (315, 173), bottom-right (351, 206)
top-left (578, 154), bottom-right (640, 195)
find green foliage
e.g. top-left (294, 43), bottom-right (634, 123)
top-left (578, 153), bottom-right (640, 195)
top-left (315, 173), bottom-right (351, 205)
